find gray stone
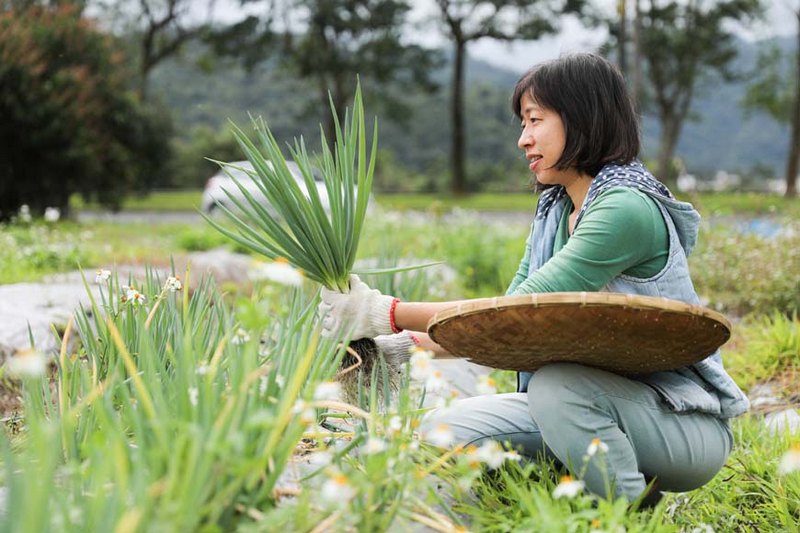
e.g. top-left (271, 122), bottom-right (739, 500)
top-left (764, 409), bottom-right (800, 435)
top-left (0, 249), bottom-right (256, 361)
top-left (0, 280), bottom-right (102, 360)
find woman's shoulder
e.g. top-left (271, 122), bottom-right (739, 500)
top-left (590, 186), bottom-right (663, 215)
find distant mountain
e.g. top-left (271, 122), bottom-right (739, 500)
top-left (150, 35), bottom-right (795, 189)
top-left (640, 35), bottom-right (794, 179)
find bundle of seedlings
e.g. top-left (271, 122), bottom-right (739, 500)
top-left (203, 84), bottom-right (413, 404)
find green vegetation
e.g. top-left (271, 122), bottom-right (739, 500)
top-left (686, 192), bottom-right (800, 217)
top-left (2, 222), bottom-right (799, 530)
top-left (69, 191), bottom-right (203, 213)
top-left (691, 221), bottom-right (800, 316)
top-left (2, 201), bottom-right (800, 530)
top-left (0, 5), bottom-right (170, 221)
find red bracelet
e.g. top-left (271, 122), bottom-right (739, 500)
top-left (389, 298), bottom-right (402, 334)
top-left (408, 333), bottom-right (421, 346)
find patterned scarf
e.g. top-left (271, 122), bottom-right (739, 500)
top-left (534, 160), bottom-right (673, 228)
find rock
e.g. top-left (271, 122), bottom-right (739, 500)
top-left (0, 249), bottom-right (256, 362)
top-left (764, 409), bottom-right (800, 435)
top-left (0, 280), bottom-right (102, 361)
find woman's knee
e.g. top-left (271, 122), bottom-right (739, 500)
top-left (527, 364), bottom-right (597, 416)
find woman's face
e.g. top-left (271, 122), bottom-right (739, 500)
top-left (517, 93), bottom-right (581, 187)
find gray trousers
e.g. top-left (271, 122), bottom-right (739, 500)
top-left (420, 363), bottom-right (733, 500)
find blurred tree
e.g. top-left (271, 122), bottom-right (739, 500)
top-left (604, 0), bottom-right (644, 106)
top-left (432, 0), bottom-right (585, 195)
top-left (210, 0), bottom-right (439, 143)
top-left (742, 6), bottom-right (799, 197)
top-left (92, 0), bottom-right (217, 100)
top-left (0, 3), bottom-right (170, 221)
top-left (635, 0), bottom-right (764, 185)
top-left (169, 125), bottom-right (241, 188)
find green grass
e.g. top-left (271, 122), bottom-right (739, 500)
top-left (375, 192), bottom-right (539, 212)
top-left (70, 190), bottom-right (203, 212)
top-left (3, 206), bottom-right (800, 531)
top-left (684, 191), bottom-right (800, 217)
top-left (71, 189), bottom-right (799, 218)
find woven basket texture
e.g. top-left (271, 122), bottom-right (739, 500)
top-left (426, 292), bottom-right (731, 375)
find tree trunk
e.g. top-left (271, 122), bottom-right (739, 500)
top-left (656, 114), bottom-right (680, 187)
top-left (617, 0), bottom-right (627, 76)
top-left (450, 39), bottom-right (466, 195)
top-left (631, 0), bottom-right (643, 110)
top-left (784, 8), bottom-right (800, 198)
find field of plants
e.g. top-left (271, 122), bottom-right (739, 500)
top-left (0, 196), bottom-right (798, 532)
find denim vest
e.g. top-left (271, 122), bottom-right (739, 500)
top-left (513, 183), bottom-right (749, 419)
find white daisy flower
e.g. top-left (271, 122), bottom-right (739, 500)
top-left (409, 349), bottom-right (434, 381)
top-left (475, 441), bottom-right (506, 469)
top-left (95, 269), bottom-right (111, 284)
top-left (18, 204), bottom-right (31, 223)
top-left (123, 287), bottom-right (146, 305)
top-left (552, 475), bottom-right (584, 499)
top-left (475, 375), bottom-right (497, 395)
top-left (778, 445), bottom-right (800, 475)
top-left (6, 348), bottom-right (48, 379)
top-left (387, 415), bottom-right (403, 435)
top-left (426, 423), bottom-right (455, 448)
top-left (321, 472), bottom-right (356, 505)
top-left (364, 437), bottom-right (388, 455)
top-left (165, 276), bottom-right (182, 291)
top-left (313, 381), bottom-right (342, 401)
top-left (188, 387), bottom-right (198, 407)
top-left (248, 259), bottom-right (304, 287)
top-left (424, 370), bottom-right (448, 393)
top-left (504, 449), bottom-right (522, 462)
top-left (587, 438), bottom-right (609, 457)
top-left (231, 328), bottom-right (250, 345)
top-left (43, 207), bottom-right (60, 222)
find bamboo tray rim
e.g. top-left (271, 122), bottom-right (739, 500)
top-left (426, 292), bottom-right (731, 332)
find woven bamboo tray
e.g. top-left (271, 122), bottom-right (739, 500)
top-left (426, 292), bottom-right (731, 375)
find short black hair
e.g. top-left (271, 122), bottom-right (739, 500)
top-left (512, 53), bottom-right (640, 178)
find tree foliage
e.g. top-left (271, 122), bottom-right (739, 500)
top-left (635, 0), bottom-right (764, 184)
top-left (210, 0), bottom-right (439, 141)
top-left (0, 4), bottom-right (171, 221)
top-left (742, 7), bottom-right (800, 197)
top-left (432, 0), bottom-right (584, 194)
top-left (93, 0), bottom-right (216, 100)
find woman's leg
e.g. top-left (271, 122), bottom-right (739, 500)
top-left (419, 393), bottom-right (557, 461)
top-left (527, 363), bottom-right (733, 501)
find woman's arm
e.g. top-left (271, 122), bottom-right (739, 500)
top-left (407, 330), bottom-right (455, 358)
top-left (393, 300), bottom-right (474, 333)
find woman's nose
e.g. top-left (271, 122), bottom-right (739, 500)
top-left (518, 127), bottom-right (531, 150)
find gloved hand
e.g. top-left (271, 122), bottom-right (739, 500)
top-left (319, 274), bottom-right (398, 339)
top-left (374, 331), bottom-right (419, 369)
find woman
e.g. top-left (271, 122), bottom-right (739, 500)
top-left (318, 53), bottom-right (748, 504)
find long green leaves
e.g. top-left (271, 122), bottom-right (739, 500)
top-left (202, 83), bottom-right (377, 292)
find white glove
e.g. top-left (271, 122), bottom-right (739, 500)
top-left (374, 331), bottom-right (418, 368)
top-left (319, 274), bottom-right (397, 339)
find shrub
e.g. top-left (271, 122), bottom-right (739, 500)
top-left (691, 221), bottom-right (800, 316)
top-left (0, 5), bottom-right (170, 221)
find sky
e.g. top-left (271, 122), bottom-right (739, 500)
top-left (203, 0), bottom-right (796, 74)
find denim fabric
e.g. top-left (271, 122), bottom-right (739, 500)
top-left (512, 163), bottom-right (749, 419)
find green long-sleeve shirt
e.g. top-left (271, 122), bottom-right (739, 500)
top-left (509, 188), bottom-right (669, 295)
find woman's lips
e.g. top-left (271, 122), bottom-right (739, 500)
top-left (529, 156), bottom-right (542, 172)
